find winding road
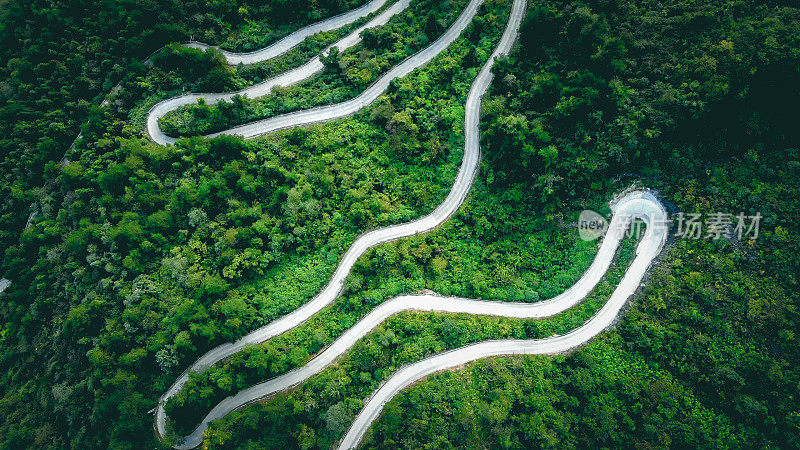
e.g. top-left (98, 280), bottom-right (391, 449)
top-left (147, 0), bottom-right (411, 145)
top-left (339, 191), bottom-right (667, 448)
top-left (148, 0), bottom-right (670, 448)
top-left (155, 0), bottom-right (498, 443)
top-left (184, 0), bottom-right (391, 65)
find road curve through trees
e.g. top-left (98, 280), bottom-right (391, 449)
top-left (155, 0), bottom-right (505, 443)
top-left (338, 192), bottom-right (668, 448)
top-left (150, 0), bottom-right (670, 448)
top-left (147, 0), bottom-right (410, 146)
top-left (184, 0), bottom-right (391, 65)
top-left (173, 192), bottom-right (667, 449)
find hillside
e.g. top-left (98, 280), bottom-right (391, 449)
top-left (0, 0), bottom-right (798, 448)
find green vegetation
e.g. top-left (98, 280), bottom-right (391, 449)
top-left (0, 0), bottom-right (523, 446)
top-left (156, 0), bottom-right (479, 138)
top-left (191, 0), bottom-right (800, 447)
top-left (358, 0), bottom-right (800, 447)
top-left (361, 146), bottom-right (800, 448)
top-left (162, 177), bottom-right (606, 436)
top-left (199, 235), bottom-right (638, 448)
top-left (129, 6), bottom-right (380, 130)
top-left (0, 0), bottom-right (374, 253)
top-left (365, 340), bottom-right (739, 448)
top-left (0, 0), bottom-right (798, 448)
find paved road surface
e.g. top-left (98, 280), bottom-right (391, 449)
top-left (151, 0), bottom-right (669, 447)
top-left (147, 0), bottom-right (411, 145)
top-left (155, 0), bottom-right (494, 444)
top-left (338, 191), bottom-right (668, 448)
top-left (185, 0), bottom-right (390, 65)
top-left (176, 194), bottom-right (667, 450)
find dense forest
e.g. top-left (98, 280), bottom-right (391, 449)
top-left (0, 0), bottom-right (372, 249)
top-left (157, 0), bottom-right (476, 138)
top-left (359, 0), bottom-right (800, 447)
top-left (0, 0), bottom-right (798, 449)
